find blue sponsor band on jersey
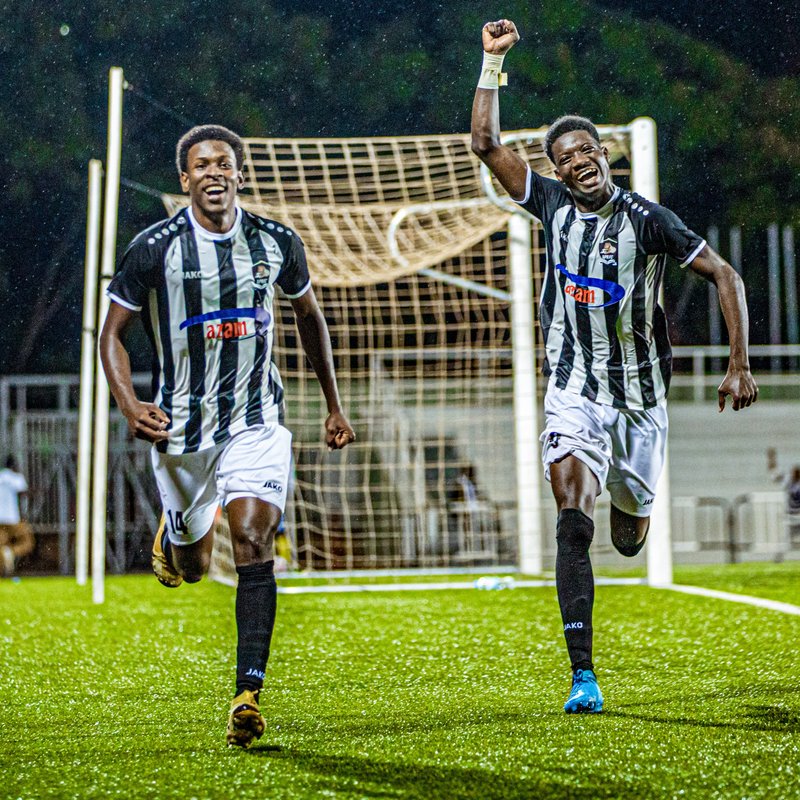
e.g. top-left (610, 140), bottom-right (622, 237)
top-left (179, 307), bottom-right (263, 330)
top-left (556, 263), bottom-right (626, 308)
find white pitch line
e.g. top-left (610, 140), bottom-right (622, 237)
top-left (662, 583), bottom-right (800, 616)
top-left (277, 577), bottom-right (645, 595)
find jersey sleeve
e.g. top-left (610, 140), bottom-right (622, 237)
top-left (515, 166), bottom-right (572, 224)
top-left (275, 232), bottom-right (311, 298)
top-left (107, 236), bottom-right (158, 311)
top-left (640, 203), bottom-right (706, 267)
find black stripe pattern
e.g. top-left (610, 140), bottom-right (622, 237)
top-left (181, 232), bottom-right (206, 453)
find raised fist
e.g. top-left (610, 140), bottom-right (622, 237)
top-left (482, 19), bottom-right (520, 55)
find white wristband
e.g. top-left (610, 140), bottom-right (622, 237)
top-left (478, 52), bottom-right (508, 89)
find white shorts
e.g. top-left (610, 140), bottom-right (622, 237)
top-left (150, 423), bottom-right (293, 546)
top-left (541, 384), bottom-right (668, 517)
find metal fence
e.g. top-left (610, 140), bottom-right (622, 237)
top-left (2, 365), bottom-right (799, 574)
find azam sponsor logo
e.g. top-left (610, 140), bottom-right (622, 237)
top-left (556, 263), bottom-right (625, 308)
top-left (205, 320), bottom-right (249, 340)
top-left (179, 307), bottom-right (272, 341)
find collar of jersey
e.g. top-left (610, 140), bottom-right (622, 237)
top-left (576, 185), bottom-right (620, 221)
top-left (186, 204), bottom-right (242, 241)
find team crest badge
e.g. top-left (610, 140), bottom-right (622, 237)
top-left (252, 260), bottom-right (271, 290)
top-left (600, 239), bottom-right (617, 266)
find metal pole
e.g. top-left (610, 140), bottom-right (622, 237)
top-left (76, 158), bottom-right (103, 586)
top-left (509, 213), bottom-right (541, 574)
top-left (782, 226), bottom-right (798, 369)
top-left (92, 66), bottom-right (124, 604)
top-left (58, 456), bottom-right (70, 575)
top-left (767, 223), bottom-right (782, 372)
top-left (729, 226), bottom-right (742, 274)
top-left (630, 117), bottom-right (673, 587)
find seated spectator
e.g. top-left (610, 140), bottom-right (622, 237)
top-left (767, 447), bottom-right (800, 541)
top-left (0, 456), bottom-right (35, 576)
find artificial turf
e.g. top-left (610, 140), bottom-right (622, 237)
top-left (1, 563), bottom-right (798, 799)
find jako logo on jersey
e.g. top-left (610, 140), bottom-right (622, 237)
top-left (564, 622), bottom-right (584, 630)
top-left (263, 480), bottom-right (283, 493)
top-left (179, 308), bottom-right (271, 341)
top-left (556, 263), bottom-right (625, 308)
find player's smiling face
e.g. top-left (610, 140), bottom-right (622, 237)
top-left (180, 139), bottom-right (244, 226)
top-left (551, 130), bottom-right (613, 211)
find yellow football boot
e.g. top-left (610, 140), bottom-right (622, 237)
top-left (226, 689), bottom-right (266, 749)
top-left (151, 514), bottom-right (182, 588)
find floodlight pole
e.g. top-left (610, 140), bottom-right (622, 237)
top-left (509, 212), bottom-right (542, 574)
top-left (76, 158), bottom-right (104, 585)
top-left (92, 66), bottom-right (124, 604)
top-left (630, 116), bottom-right (674, 588)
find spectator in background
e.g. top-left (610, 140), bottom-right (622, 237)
top-left (0, 456), bottom-right (35, 577)
top-left (767, 447), bottom-right (800, 541)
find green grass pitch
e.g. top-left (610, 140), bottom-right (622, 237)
top-left (1, 563), bottom-right (798, 799)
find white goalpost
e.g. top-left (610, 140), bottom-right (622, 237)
top-left (79, 66), bottom-right (673, 595)
top-left (76, 66), bottom-right (124, 603)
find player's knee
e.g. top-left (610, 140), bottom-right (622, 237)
top-left (180, 551), bottom-right (212, 583)
top-left (233, 518), bottom-right (278, 551)
top-left (556, 508), bottom-right (594, 553)
top-left (610, 509), bottom-right (649, 557)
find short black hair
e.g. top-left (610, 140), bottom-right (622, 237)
top-left (544, 115), bottom-right (601, 163)
top-left (5, 455), bottom-right (17, 470)
top-left (175, 125), bottom-right (245, 174)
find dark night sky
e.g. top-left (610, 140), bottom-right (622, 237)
top-left (592, 0), bottom-right (798, 77)
top-left (2, 0), bottom-right (798, 373)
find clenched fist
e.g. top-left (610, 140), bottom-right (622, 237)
top-left (482, 19), bottom-right (520, 55)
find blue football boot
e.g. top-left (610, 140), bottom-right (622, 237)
top-left (564, 668), bottom-right (604, 714)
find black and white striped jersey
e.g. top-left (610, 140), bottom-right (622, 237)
top-left (108, 205), bottom-right (310, 454)
top-left (516, 167), bottom-right (705, 410)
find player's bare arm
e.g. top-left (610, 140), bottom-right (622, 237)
top-left (688, 246), bottom-right (759, 412)
top-left (99, 302), bottom-right (170, 442)
top-left (290, 288), bottom-right (356, 450)
top-left (470, 19), bottom-right (529, 201)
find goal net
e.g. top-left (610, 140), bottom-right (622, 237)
top-left (161, 127), bottom-right (645, 580)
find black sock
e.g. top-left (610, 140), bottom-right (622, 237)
top-left (235, 560), bottom-right (277, 696)
top-left (555, 509), bottom-right (595, 673)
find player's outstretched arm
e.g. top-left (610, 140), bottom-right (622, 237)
top-left (470, 19), bottom-right (528, 201)
top-left (689, 246), bottom-right (759, 412)
top-left (290, 288), bottom-right (356, 450)
top-left (99, 303), bottom-right (170, 442)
